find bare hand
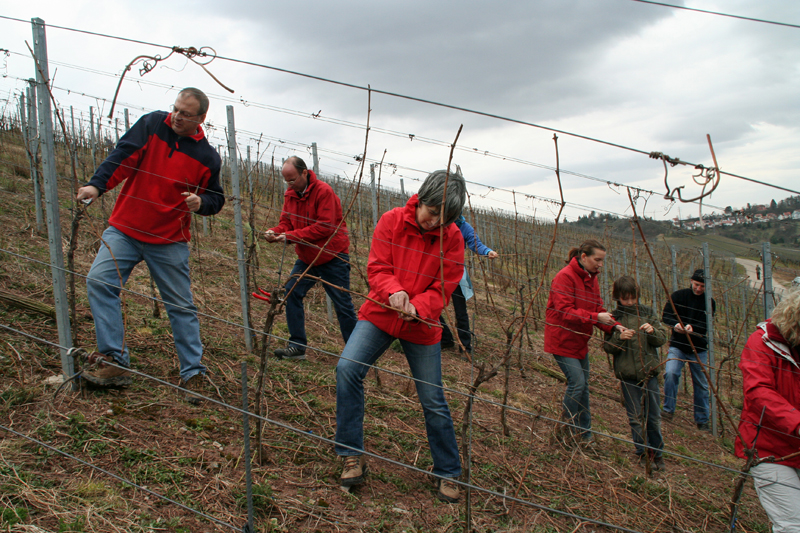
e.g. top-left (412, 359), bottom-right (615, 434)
top-left (182, 192), bottom-right (202, 213)
top-left (487, 251), bottom-right (499, 259)
top-left (389, 291), bottom-right (417, 321)
top-left (639, 323), bottom-right (655, 334)
top-left (264, 230), bottom-right (286, 243)
top-left (675, 323), bottom-right (692, 334)
top-left (76, 185), bottom-right (99, 204)
top-left (401, 302), bottom-right (417, 321)
top-left (619, 328), bottom-right (635, 340)
top-left (597, 312), bottom-right (615, 325)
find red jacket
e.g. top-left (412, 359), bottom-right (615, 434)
top-left (735, 321), bottom-right (800, 468)
top-left (544, 257), bottom-right (615, 358)
top-left (359, 195), bottom-right (464, 345)
top-left (87, 112), bottom-right (224, 244)
top-left (269, 170), bottom-right (349, 266)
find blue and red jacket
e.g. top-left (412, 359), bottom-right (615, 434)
top-left (87, 111), bottom-right (224, 244)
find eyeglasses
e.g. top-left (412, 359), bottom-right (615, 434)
top-left (170, 104), bottom-right (202, 120)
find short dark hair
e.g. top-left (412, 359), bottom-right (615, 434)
top-left (417, 168), bottom-right (466, 226)
top-left (567, 239), bottom-right (606, 264)
top-left (285, 156), bottom-right (308, 174)
top-left (179, 87), bottom-right (210, 115)
top-left (612, 275), bottom-right (640, 300)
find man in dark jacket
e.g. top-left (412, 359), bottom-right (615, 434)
top-left (265, 156), bottom-right (357, 360)
top-left (76, 88), bottom-right (225, 404)
top-left (661, 269), bottom-right (716, 430)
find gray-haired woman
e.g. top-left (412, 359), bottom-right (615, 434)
top-left (334, 168), bottom-right (467, 503)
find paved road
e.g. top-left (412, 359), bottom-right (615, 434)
top-left (735, 258), bottom-right (788, 298)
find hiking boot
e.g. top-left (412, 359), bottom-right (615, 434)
top-left (654, 456), bottom-right (666, 471)
top-left (340, 455), bottom-right (367, 487)
top-left (661, 410), bottom-right (674, 422)
top-left (436, 478), bottom-right (460, 503)
top-left (82, 354), bottom-right (131, 387)
top-left (579, 436), bottom-right (598, 453)
top-left (274, 346), bottom-right (306, 360)
top-left (697, 422), bottom-right (711, 432)
top-left (181, 374), bottom-right (205, 405)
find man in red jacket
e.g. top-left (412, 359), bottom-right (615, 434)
top-left (76, 88), bottom-right (224, 404)
top-left (265, 156), bottom-right (357, 360)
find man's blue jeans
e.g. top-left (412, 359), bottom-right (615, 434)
top-left (621, 376), bottom-right (664, 458)
top-left (86, 227), bottom-right (204, 381)
top-left (662, 346), bottom-right (709, 424)
top-left (335, 321), bottom-right (462, 479)
top-left (553, 355), bottom-right (592, 440)
top-left (284, 255), bottom-right (358, 351)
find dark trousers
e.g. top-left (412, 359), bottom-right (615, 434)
top-left (284, 254), bottom-right (358, 350)
top-left (439, 285), bottom-right (471, 352)
top-left (621, 376), bottom-right (664, 458)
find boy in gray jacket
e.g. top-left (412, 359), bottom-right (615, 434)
top-left (603, 276), bottom-right (669, 470)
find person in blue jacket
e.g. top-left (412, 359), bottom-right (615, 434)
top-left (439, 215), bottom-right (498, 354)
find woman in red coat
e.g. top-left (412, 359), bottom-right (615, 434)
top-left (736, 289), bottom-right (800, 531)
top-left (335, 169), bottom-right (466, 504)
top-left (545, 239), bottom-right (619, 444)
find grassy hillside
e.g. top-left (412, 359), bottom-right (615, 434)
top-left (0, 122), bottom-right (774, 532)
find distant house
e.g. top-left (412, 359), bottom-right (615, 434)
top-left (793, 210), bottom-right (800, 220)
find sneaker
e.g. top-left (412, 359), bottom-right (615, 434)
top-left (661, 410), bottom-right (674, 422)
top-left (82, 354), bottom-right (131, 387)
top-left (181, 374), bottom-right (205, 406)
top-left (274, 346), bottom-right (306, 360)
top-left (697, 422), bottom-right (711, 432)
top-left (340, 455), bottom-right (367, 487)
top-left (654, 457), bottom-right (666, 471)
top-left (436, 478), bottom-right (460, 503)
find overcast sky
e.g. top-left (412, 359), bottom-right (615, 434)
top-left (1, 1), bottom-right (798, 222)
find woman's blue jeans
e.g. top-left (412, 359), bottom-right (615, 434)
top-left (335, 321), bottom-right (462, 478)
top-left (86, 226), bottom-right (205, 381)
top-left (553, 354), bottom-right (592, 440)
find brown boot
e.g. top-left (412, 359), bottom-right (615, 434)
top-left (340, 455), bottom-right (368, 487)
top-left (180, 374), bottom-right (206, 405)
top-left (82, 353), bottom-right (131, 387)
top-left (436, 478), bottom-right (460, 503)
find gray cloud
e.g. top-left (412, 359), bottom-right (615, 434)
top-left (2, 0), bottom-right (798, 221)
